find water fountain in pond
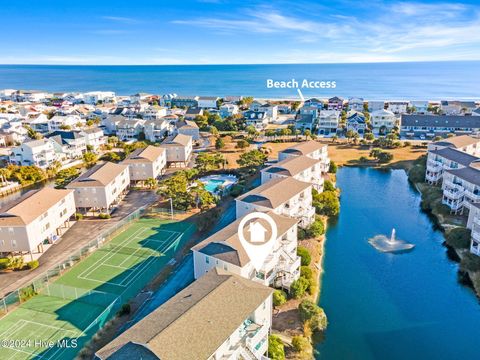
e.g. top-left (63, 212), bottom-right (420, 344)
top-left (368, 228), bottom-right (415, 253)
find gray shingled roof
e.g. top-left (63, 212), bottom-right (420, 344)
top-left (430, 147), bottom-right (479, 167)
top-left (401, 115), bottom-right (480, 128)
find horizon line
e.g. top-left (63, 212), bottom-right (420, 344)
top-left (1, 59), bottom-right (480, 67)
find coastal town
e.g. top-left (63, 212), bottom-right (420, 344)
top-left (0, 89), bottom-right (479, 360)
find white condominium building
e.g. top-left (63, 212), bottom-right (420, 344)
top-left (96, 268), bottom-right (273, 360)
top-left (261, 155), bottom-right (325, 192)
top-left (236, 177), bottom-right (315, 228)
top-left (278, 140), bottom-right (330, 173)
top-left (67, 162), bottom-right (130, 212)
top-left (192, 211), bottom-right (301, 290)
top-left (0, 188), bottom-right (76, 255)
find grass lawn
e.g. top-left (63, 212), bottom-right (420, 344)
top-left (0, 218), bottom-right (195, 360)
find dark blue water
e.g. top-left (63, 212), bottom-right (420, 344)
top-left (316, 167), bottom-right (480, 360)
top-left (0, 62), bottom-right (479, 99)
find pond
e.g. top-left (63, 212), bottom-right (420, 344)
top-left (315, 167), bottom-right (480, 360)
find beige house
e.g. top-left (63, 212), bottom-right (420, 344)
top-left (278, 140), bottom-right (330, 173)
top-left (122, 145), bottom-right (166, 183)
top-left (67, 162), bottom-right (130, 212)
top-left (96, 268), bottom-right (273, 360)
top-left (193, 211), bottom-right (301, 290)
top-left (261, 155), bottom-right (324, 192)
top-left (0, 188), bottom-right (76, 255)
top-left (177, 120), bottom-right (200, 140)
top-left (236, 177), bottom-right (315, 228)
top-left (161, 134), bottom-right (193, 167)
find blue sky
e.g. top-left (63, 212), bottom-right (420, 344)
top-left (1, 0), bottom-right (480, 64)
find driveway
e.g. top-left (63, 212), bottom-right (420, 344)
top-left (0, 190), bottom-right (159, 297)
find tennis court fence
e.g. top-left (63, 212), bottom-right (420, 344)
top-left (0, 205), bottom-right (148, 315)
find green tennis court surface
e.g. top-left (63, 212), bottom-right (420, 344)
top-left (0, 218), bottom-right (195, 360)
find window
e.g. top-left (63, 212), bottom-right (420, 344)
top-left (206, 257), bottom-right (209, 264)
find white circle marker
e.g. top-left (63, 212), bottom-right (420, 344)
top-left (238, 212), bottom-right (278, 271)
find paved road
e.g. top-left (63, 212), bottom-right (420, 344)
top-left (0, 190), bottom-right (159, 297)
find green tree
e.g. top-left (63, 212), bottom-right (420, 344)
top-left (55, 167), bottom-right (80, 188)
top-left (304, 129), bottom-right (311, 139)
top-left (328, 161), bottom-right (337, 174)
top-left (215, 137), bottom-right (225, 150)
top-left (209, 125), bottom-right (219, 137)
top-left (364, 132), bottom-right (375, 141)
top-left (101, 152), bottom-right (123, 162)
top-left (290, 277), bottom-right (309, 299)
top-left (145, 177), bottom-right (158, 189)
top-left (291, 335), bottom-right (312, 355)
top-left (297, 246), bottom-right (311, 266)
top-left (445, 228), bottom-right (472, 249)
top-left (194, 115), bottom-right (208, 129)
top-left (82, 152), bottom-right (98, 168)
top-left (313, 190), bottom-right (340, 216)
top-left (268, 335), bottom-right (285, 360)
top-left (306, 218), bottom-right (325, 238)
top-left (195, 152), bottom-right (225, 173)
top-left (235, 139), bottom-right (249, 150)
top-left (237, 149), bottom-right (267, 168)
top-left (272, 289), bottom-right (287, 307)
top-left (324, 180), bottom-right (335, 192)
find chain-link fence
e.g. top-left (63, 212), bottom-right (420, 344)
top-left (0, 205), bottom-right (148, 315)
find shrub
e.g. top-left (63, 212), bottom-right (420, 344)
top-left (117, 303), bottom-right (131, 316)
top-left (19, 285), bottom-right (36, 301)
top-left (306, 219), bottom-right (325, 238)
top-left (6, 256), bottom-right (24, 270)
top-left (313, 191), bottom-right (340, 216)
top-left (272, 289), bottom-right (287, 307)
top-left (445, 227), bottom-right (471, 250)
top-left (0, 258), bottom-right (9, 270)
top-left (297, 247), bottom-right (311, 266)
top-left (98, 213), bottom-right (111, 219)
top-left (268, 335), bottom-right (285, 360)
top-left (323, 180), bottom-right (335, 192)
top-left (291, 335), bottom-right (312, 354)
top-left (290, 277), bottom-right (309, 299)
top-left (359, 156), bottom-right (369, 162)
top-left (297, 228), bottom-right (307, 240)
top-left (298, 299), bottom-right (328, 332)
top-left (460, 253), bottom-right (480, 273)
top-left (26, 260), bottom-right (39, 270)
top-left (300, 266), bottom-right (313, 280)
top-left (298, 299), bottom-right (319, 322)
top-left (75, 213), bottom-right (84, 220)
top-left (328, 161), bottom-right (337, 174)
top-left (229, 184), bottom-right (244, 197)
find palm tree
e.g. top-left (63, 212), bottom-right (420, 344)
top-left (304, 129), bottom-right (311, 140)
top-left (331, 135), bottom-right (338, 143)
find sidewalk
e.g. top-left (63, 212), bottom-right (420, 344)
top-left (0, 190), bottom-right (159, 297)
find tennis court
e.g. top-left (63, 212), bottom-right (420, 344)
top-left (0, 217), bottom-right (195, 360)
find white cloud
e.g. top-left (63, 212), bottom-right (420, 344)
top-left (101, 16), bottom-right (140, 24)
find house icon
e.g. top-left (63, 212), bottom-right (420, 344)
top-left (247, 221), bottom-right (268, 244)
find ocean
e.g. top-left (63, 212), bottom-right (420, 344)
top-left (0, 61), bottom-right (479, 100)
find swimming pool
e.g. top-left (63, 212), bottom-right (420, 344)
top-left (199, 175), bottom-right (238, 194)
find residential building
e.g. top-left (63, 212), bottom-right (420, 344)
top-left (367, 100), bottom-right (385, 112)
top-left (425, 146), bottom-right (478, 185)
top-left (441, 100), bottom-right (477, 115)
top-left (370, 109), bottom-right (396, 135)
top-left (193, 212), bottom-right (300, 289)
top-left (327, 96), bottom-right (344, 110)
top-left (410, 101), bottom-right (429, 114)
top-left (220, 103), bottom-right (239, 118)
top-left (295, 114), bottom-right (316, 131)
top-left (236, 177), bottom-right (315, 228)
top-left (317, 110), bottom-right (340, 136)
top-left (144, 119), bottom-right (170, 142)
top-left (116, 119), bottom-right (145, 141)
top-left (278, 140), bottom-right (330, 172)
top-left (10, 138), bottom-right (59, 168)
top-left (346, 111), bottom-right (366, 135)
top-left (401, 115), bottom-right (480, 138)
top-left (304, 98), bottom-right (323, 108)
top-left (96, 268), bottom-right (273, 360)
top-left (80, 127), bottom-right (106, 152)
top-left (66, 162), bottom-right (130, 212)
top-left (103, 115), bottom-right (125, 135)
top-left (122, 146), bottom-right (166, 182)
top-left (468, 204), bottom-right (480, 256)
top-left (386, 101), bottom-right (409, 114)
top-left (0, 188), bottom-right (75, 255)
top-left (46, 131), bottom-right (87, 159)
top-left (184, 107), bottom-right (203, 121)
top-left (261, 155), bottom-right (325, 191)
top-left (348, 97), bottom-right (364, 112)
top-left (441, 161), bottom-right (480, 214)
top-left (198, 96), bottom-right (219, 109)
top-left (171, 95), bottom-right (199, 108)
top-left (427, 135), bottom-right (480, 157)
top-left (160, 134), bottom-right (193, 167)
top-left (48, 115), bottom-right (83, 132)
top-left (177, 120), bottom-right (200, 140)
top-left (82, 91), bottom-right (115, 105)
top-left (244, 110), bottom-right (269, 129)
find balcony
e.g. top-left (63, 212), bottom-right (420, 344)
top-left (470, 239), bottom-right (480, 256)
top-left (426, 160), bottom-right (443, 172)
top-left (464, 190), bottom-right (480, 202)
top-left (425, 172), bottom-right (441, 182)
